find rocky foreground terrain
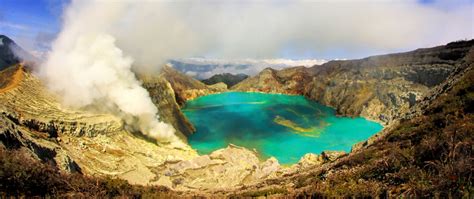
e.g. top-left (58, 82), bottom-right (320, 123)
top-left (0, 37), bottom-right (473, 197)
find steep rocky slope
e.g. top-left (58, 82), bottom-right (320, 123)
top-left (0, 64), bottom-right (198, 184)
top-left (233, 40), bottom-right (474, 125)
top-left (230, 53), bottom-right (473, 197)
top-left (201, 73), bottom-right (249, 88)
top-left (140, 73), bottom-right (196, 137)
top-left (160, 65), bottom-right (226, 106)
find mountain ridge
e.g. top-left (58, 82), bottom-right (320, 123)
top-left (0, 35), bottom-right (36, 70)
top-left (201, 73), bottom-right (249, 88)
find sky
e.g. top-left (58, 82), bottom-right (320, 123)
top-left (0, 0), bottom-right (473, 61)
top-left (0, 0), bottom-right (67, 57)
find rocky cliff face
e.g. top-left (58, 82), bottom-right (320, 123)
top-left (0, 64), bottom-right (198, 184)
top-left (233, 40), bottom-right (474, 125)
top-left (140, 73), bottom-right (196, 138)
top-left (0, 66), bottom-right (123, 138)
top-left (160, 65), bottom-right (226, 106)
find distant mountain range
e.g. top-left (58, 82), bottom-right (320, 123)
top-left (168, 58), bottom-right (326, 79)
top-left (201, 73), bottom-right (249, 88)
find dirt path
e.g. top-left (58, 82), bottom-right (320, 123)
top-left (0, 64), bottom-right (24, 93)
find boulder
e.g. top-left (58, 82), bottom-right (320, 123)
top-left (321, 150), bottom-right (346, 162)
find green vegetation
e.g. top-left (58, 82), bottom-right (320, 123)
top-left (201, 73), bottom-right (249, 87)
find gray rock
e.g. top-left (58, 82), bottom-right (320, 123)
top-left (321, 150), bottom-right (346, 162)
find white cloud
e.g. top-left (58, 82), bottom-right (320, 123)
top-left (170, 58), bottom-right (327, 79)
top-left (48, 0), bottom-right (472, 65)
top-left (0, 21), bottom-right (29, 30)
top-left (40, 0), bottom-right (183, 145)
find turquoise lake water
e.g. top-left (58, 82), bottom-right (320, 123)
top-left (182, 92), bottom-right (383, 164)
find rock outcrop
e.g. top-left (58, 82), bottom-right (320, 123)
top-left (288, 150), bottom-right (347, 171)
top-left (153, 144), bottom-right (280, 190)
top-left (160, 65), bottom-right (226, 106)
top-left (140, 73), bottom-right (196, 138)
top-left (0, 66), bottom-right (123, 138)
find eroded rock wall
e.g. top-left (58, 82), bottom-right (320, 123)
top-left (159, 65), bottom-right (226, 106)
top-left (0, 65), bottom-right (199, 185)
top-left (140, 73), bottom-right (196, 138)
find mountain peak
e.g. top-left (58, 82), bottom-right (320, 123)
top-left (201, 73), bottom-right (249, 88)
top-left (0, 35), bottom-right (22, 70)
top-left (0, 35), bottom-right (14, 43)
top-left (0, 35), bottom-right (36, 71)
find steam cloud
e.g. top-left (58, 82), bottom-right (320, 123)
top-left (40, 1), bottom-right (182, 144)
top-left (40, 0), bottom-right (471, 143)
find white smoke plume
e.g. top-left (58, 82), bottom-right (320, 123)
top-left (40, 1), bottom-right (182, 144)
top-left (39, 0), bottom-right (471, 144)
